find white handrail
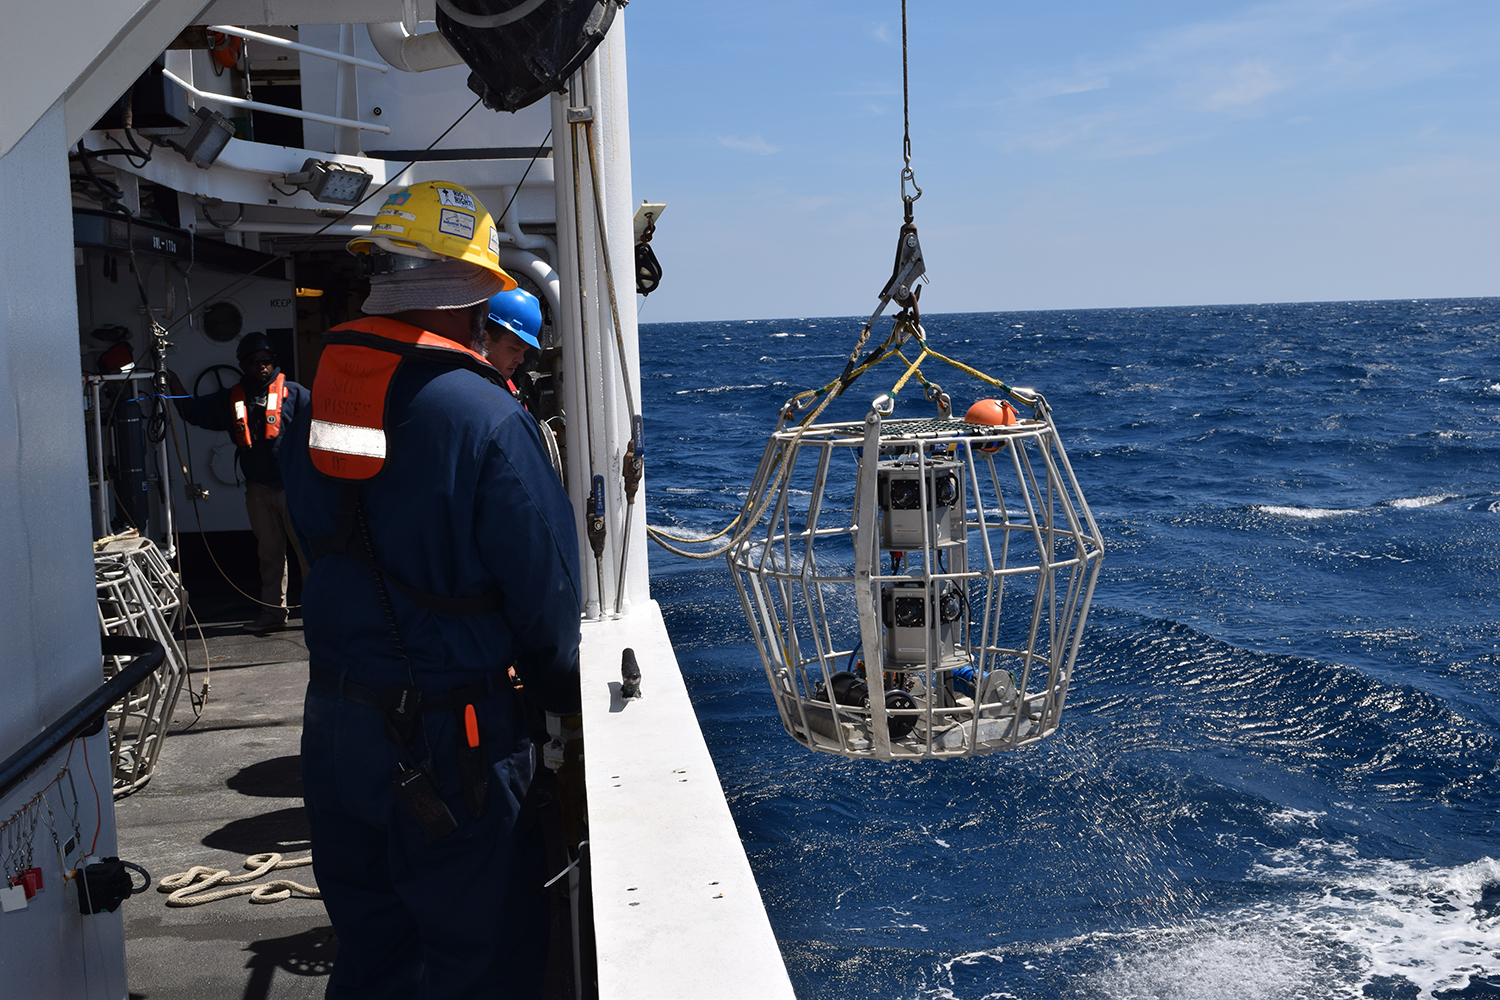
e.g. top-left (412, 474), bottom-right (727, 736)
top-left (206, 25), bottom-right (390, 73)
top-left (161, 69), bottom-right (393, 135)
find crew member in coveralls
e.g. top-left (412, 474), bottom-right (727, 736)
top-left (278, 179), bottom-right (582, 998)
top-left (169, 333), bottom-right (309, 632)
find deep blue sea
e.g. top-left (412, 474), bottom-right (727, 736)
top-left (639, 298), bottom-right (1500, 1000)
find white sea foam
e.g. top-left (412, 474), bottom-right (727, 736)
top-left (1257, 505), bottom-right (1360, 520)
top-left (1389, 494), bottom-right (1458, 509)
top-left (671, 383), bottom-right (769, 395)
top-left (919, 849), bottom-right (1500, 1000)
top-left (654, 524), bottom-right (724, 542)
top-left (1264, 807), bottom-right (1327, 826)
top-left (661, 487), bottom-right (702, 494)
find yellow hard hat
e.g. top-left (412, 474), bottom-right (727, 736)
top-left (348, 181), bottom-right (517, 290)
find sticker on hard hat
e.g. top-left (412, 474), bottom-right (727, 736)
top-left (437, 188), bottom-right (477, 212)
top-left (382, 189), bottom-right (412, 207)
top-left (438, 209), bottom-right (475, 239)
top-left (372, 223), bottom-right (405, 234)
top-left (488, 226), bottom-right (499, 256)
top-left (386, 210), bottom-right (417, 222)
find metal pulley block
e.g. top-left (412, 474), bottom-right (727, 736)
top-left (880, 223), bottom-right (925, 307)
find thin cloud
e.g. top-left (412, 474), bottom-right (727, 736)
top-left (981, 0), bottom-right (1458, 157)
top-left (1199, 59), bottom-right (1287, 111)
top-left (1011, 76), bottom-right (1111, 102)
top-left (719, 134), bottom-right (780, 155)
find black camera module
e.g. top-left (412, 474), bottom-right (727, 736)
top-left (938, 584), bottom-right (964, 623)
top-left (933, 473), bottom-right (958, 508)
top-left (893, 595), bottom-right (925, 628)
top-left (888, 478), bottom-right (921, 510)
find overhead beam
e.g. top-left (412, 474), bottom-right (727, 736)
top-left (193, 0), bottom-right (436, 26)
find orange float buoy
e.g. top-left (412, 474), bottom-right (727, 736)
top-left (965, 398), bottom-right (1019, 451)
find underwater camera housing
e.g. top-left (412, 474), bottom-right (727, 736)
top-left (728, 409), bottom-right (1104, 760)
top-left (878, 457), bottom-right (963, 549)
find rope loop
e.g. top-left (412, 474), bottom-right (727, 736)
top-left (157, 852), bottom-right (320, 907)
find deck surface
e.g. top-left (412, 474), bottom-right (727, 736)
top-left (116, 615), bottom-right (333, 1000)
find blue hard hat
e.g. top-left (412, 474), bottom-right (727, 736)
top-left (486, 287), bottom-right (543, 350)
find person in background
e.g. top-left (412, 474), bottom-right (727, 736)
top-left (482, 286), bottom-right (543, 392)
top-left (168, 333), bottom-right (310, 633)
top-left (278, 180), bottom-right (581, 998)
top-left (482, 286), bottom-right (566, 482)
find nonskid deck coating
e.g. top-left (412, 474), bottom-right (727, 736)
top-left (115, 617), bottom-right (332, 1000)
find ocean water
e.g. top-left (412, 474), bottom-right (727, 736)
top-left (639, 298), bottom-right (1500, 1000)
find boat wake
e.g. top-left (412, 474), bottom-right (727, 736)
top-left (918, 849), bottom-right (1500, 1000)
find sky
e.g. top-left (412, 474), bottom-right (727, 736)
top-left (622, 0), bottom-right (1500, 323)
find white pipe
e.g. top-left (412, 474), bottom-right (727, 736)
top-left (207, 25), bottom-right (389, 73)
top-left (162, 69), bottom-right (393, 135)
top-left (498, 184), bottom-right (558, 266)
top-left (221, 222), bottom-right (372, 235)
top-left (495, 247), bottom-right (561, 325)
top-left (366, 22), bottom-right (465, 73)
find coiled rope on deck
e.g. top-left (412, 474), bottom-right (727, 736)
top-left (157, 852), bottom-right (320, 906)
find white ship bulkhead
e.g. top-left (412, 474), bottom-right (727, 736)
top-left (0, 1), bottom-right (793, 995)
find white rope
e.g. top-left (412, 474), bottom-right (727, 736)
top-left (156, 852), bottom-right (320, 907)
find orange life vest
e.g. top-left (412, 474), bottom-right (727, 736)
top-left (308, 316), bottom-right (504, 481)
top-left (306, 316), bottom-right (508, 617)
top-left (230, 372), bottom-right (285, 448)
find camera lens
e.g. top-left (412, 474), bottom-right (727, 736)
top-left (894, 596), bottom-right (925, 628)
top-left (933, 473), bottom-right (957, 508)
top-left (939, 585), bottom-right (963, 623)
top-left (888, 478), bottom-right (921, 510)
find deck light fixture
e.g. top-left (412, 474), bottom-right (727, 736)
top-left (282, 159), bottom-right (373, 206)
top-left (179, 106), bottom-right (236, 168)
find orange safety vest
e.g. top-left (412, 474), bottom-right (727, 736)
top-left (230, 372), bottom-right (285, 448)
top-left (308, 316), bottom-right (505, 481)
top-left (306, 316), bottom-right (509, 617)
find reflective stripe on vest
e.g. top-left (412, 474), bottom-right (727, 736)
top-left (230, 373), bottom-right (284, 449)
top-left (309, 317), bottom-right (502, 481)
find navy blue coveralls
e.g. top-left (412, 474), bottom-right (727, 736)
top-left (279, 346), bottom-right (581, 999)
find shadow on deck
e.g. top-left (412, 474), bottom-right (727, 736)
top-left (116, 613), bottom-right (332, 1000)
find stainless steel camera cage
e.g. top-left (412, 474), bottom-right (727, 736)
top-left (728, 409), bottom-right (1104, 761)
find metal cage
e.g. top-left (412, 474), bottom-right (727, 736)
top-left (728, 408), bottom-right (1104, 760)
top-left (95, 535), bottom-right (189, 796)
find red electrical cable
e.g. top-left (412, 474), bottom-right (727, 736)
top-left (80, 734), bottom-right (102, 859)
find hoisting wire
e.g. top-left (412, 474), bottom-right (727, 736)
top-left (643, 313), bottom-right (925, 558)
top-left (899, 0), bottom-right (921, 227)
top-left (642, 321), bottom-right (919, 559)
top-left (645, 0), bottom-right (1034, 562)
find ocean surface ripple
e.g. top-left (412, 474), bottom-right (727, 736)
top-left (641, 299), bottom-right (1500, 1000)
